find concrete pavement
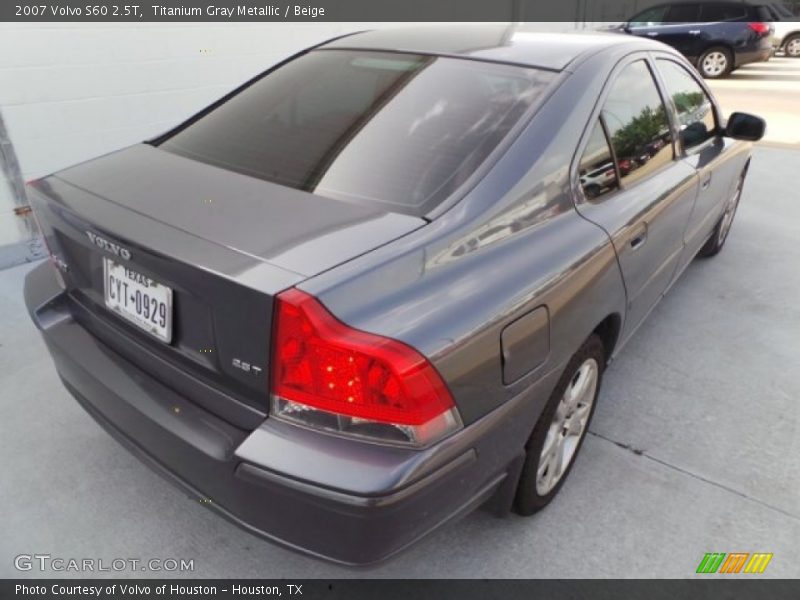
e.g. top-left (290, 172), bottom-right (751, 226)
top-left (1, 146), bottom-right (799, 578)
top-left (707, 56), bottom-right (800, 146)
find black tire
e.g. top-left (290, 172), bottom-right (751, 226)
top-left (697, 175), bottom-right (744, 258)
top-left (784, 33), bottom-right (800, 58)
top-left (514, 334), bottom-right (605, 516)
top-left (698, 46), bottom-right (733, 79)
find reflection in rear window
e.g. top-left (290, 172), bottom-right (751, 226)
top-left (159, 50), bottom-right (555, 214)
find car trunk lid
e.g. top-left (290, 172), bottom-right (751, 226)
top-left (28, 144), bottom-right (424, 425)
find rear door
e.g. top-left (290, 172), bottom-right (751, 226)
top-left (574, 57), bottom-right (699, 342)
top-left (655, 4), bottom-right (704, 60)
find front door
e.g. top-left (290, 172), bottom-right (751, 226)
top-left (574, 58), bottom-right (699, 342)
top-left (653, 57), bottom-right (745, 276)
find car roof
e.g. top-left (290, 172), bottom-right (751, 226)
top-left (631, 1), bottom-right (768, 15)
top-left (320, 25), bottom-right (662, 72)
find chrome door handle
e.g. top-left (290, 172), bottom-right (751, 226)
top-left (701, 175), bottom-right (712, 190)
top-left (647, 32), bottom-right (659, 36)
top-left (689, 30), bottom-right (701, 35)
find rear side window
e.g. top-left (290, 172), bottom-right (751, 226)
top-left (700, 3), bottom-right (747, 20)
top-left (578, 120), bottom-right (618, 200)
top-left (159, 50), bottom-right (554, 215)
top-left (656, 59), bottom-right (717, 151)
top-left (601, 60), bottom-right (673, 189)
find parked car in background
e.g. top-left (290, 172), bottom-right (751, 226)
top-left (616, 1), bottom-right (774, 77)
top-left (579, 162), bottom-right (617, 197)
top-left (617, 157), bottom-right (634, 175)
top-left (24, 27), bottom-right (765, 565)
top-left (764, 3), bottom-right (800, 57)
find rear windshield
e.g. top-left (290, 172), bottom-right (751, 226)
top-left (159, 50), bottom-right (555, 215)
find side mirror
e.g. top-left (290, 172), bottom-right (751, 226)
top-left (682, 121), bottom-right (709, 148)
top-left (725, 112), bottom-right (766, 141)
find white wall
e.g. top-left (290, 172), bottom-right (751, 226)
top-left (0, 21), bottom-right (588, 264)
top-left (0, 22), bottom-right (386, 264)
top-left (0, 23), bottom-right (389, 182)
top-left (0, 173), bottom-right (21, 249)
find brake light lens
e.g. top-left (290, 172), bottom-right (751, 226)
top-left (270, 288), bottom-right (462, 446)
top-left (748, 22), bottom-right (770, 36)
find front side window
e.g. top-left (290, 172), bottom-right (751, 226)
top-left (578, 120), bottom-right (618, 200)
top-left (665, 3), bottom-right (701, 22)
top-left (601, 60), bottom-right (673, 189)
top-left (629, 6), bottom-right (668, 26)
top-left (159, 50), bottom-right (554, 215)
top-left (656, 59), bottom-right (717, 151)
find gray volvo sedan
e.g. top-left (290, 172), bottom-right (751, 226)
top-left (24, 26), bottom-right (764, 565)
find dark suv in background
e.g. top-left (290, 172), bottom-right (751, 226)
top-left (616, 1), bottom-right (774, 77)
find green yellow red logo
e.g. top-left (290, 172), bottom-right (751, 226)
top-left (696, 552), bottom-right (773, 574)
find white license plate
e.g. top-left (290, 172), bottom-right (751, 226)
top-left (103, 258), bottom-right (173, 343)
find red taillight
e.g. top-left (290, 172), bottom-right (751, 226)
top-left (271, 288), bottom-right (461, 445)
top-left (748, 22), bottom-right (770, 36)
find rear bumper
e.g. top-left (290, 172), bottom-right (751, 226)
top-left (25, 262), bottom-right (554, 565)
top-left (735, 44), bottom-right (773, 67)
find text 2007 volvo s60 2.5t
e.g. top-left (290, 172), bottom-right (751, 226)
top-left (25, 27), bottom-right (765, 565)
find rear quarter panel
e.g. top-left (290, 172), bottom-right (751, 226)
top-left (300, 63), bottom-right (628, 436)
top-left (705, 22), bottom-right (768, 58)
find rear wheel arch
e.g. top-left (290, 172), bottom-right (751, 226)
top-left (782, 32), bottom-right (800, 56)
top-left (694, 43), bottom-right (722, 65)
top-left (708, 42), bottom-right (734, 57)
top-left (592, 313), bottom-right (622, 366)
top-left (513, 333), bottom-right (605, 515)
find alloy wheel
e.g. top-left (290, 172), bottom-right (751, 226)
top-left (786, 37), bottom-right (800, 58)
top-left (535, 358), bottom-right (599, 495)
top-left (702, 52), bottom-right (728, 77)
